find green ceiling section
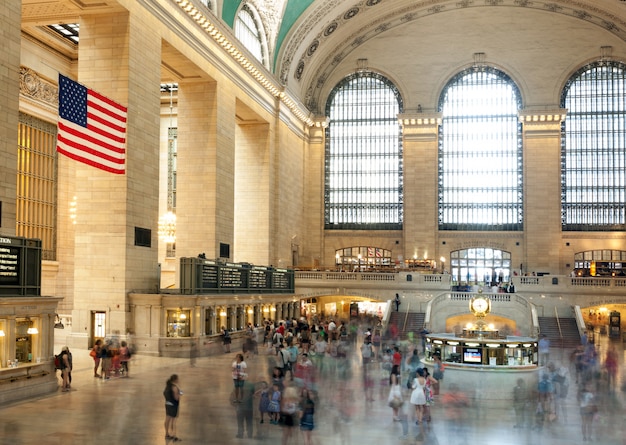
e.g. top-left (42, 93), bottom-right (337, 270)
top-left (273, 0), bottom-right (315, 68)
top-left (221, 0), bottom-right (242, 27)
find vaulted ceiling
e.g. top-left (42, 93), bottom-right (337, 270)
top-left (20, 0), bottom-right (626, 115)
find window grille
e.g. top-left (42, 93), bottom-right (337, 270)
top-left (324, 72), bottom-right (403, 230)
top-left (449, 248), bottom-right (511, 285)
top-left (235, 4), bottom-right (265, 65)
top-left (438, 67), bottom-right (523, 231)
top-left (168, 127), bottom-right (177, 211)
top-left (561, 61), bottom-right (626, 231)
top-left (17, 113), bottom-right (57, 260)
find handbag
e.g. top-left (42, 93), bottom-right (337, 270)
top-left (89, 349), bottom-right (97, 358)
top-left (388, 396), bottom-right (403, 409)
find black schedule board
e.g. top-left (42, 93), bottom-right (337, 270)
top-left (201, 263), bottom-right (219, 288)
top-left (0, 245), bottom-right (20, 284)
top-left (272, 269), bottom-right (292, 289)
top-left (219, 266), bottom-right (245, 288)
top-left (179, 258), bottom-right (294, 294)
top-left (0, 236), bottom-right (41, 296)
top-left (249, 267), bottom-right (270, 289)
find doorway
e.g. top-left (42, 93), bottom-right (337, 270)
top-left (91, 311), bottom-right (106, 348)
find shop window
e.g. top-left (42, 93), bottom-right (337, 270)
top-left (167, 309), bottom-right (190, 337)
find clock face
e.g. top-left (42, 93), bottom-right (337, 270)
top-left (471, 297), bottom-right (489, 314)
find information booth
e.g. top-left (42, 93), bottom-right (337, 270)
top-left (425, 333), bottom-right (538, 367)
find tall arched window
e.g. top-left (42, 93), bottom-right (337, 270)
top-left (438, 67), bottom-right (523, 230)
top-left (561, 61), bottom-right (626, 231)
top-left (234, 3), bottom-right (266, 66)
top-left (325, 72), bottom-right (403, 229)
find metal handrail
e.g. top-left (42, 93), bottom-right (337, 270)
top-left (554, 306), bottom-right (564, 348)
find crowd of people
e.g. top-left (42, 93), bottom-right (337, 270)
top-left (54, 315), bottom-right (622, 443)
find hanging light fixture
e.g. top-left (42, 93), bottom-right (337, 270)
top-left (158, 211), bottom-right (177, 243)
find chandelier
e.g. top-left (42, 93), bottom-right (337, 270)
top-left (158, 211), bottom-right (177, 243)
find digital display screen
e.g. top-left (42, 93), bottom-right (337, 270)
top-left (463, 348), bottom-right (482, 363)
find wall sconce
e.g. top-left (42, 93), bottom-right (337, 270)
top-left (263, 307), bottom-right (269, 313)
top-left (270, 307), bottom-right (276, 312)
top-left (0, 330), bottom-right (5, 337)
top-left (26, 318), bottom-right (38, 334)
top-left (247, 308), bottom-right (253, 315)
top-left (219, 310), bottom-right (227, 317)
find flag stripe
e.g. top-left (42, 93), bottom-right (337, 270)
top-left (57, 74), bottom-right (127, 174)
top-left (57, 146), bottom-right (126, 175)
top-left (58, 120), bottom-right (126, 157)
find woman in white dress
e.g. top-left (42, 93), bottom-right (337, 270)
top-left (387, 372), bottom-right (403, 421)
top-left (410, 368), bottom-right (437, 439)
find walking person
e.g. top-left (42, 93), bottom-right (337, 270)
top-left (118, 340), bottom-right (131, 376)
top-left (232, 353), bottom-right (248, 402)
top-left (409, 368), bottom-right (436, 441)
top-left (164, 374), bottom-right (183, 442)
top-left (222, 326), bottom-right (232, 353)
top-left (91, 339), bottom-right (102, 378)
top-left (235, 379), bottom-right (255, 439)
top-left (579, 384), bottom-right (597, 442)
top-left (387, 372), bottom-right (403, 421)
top-left (300, 387), bottom-right (315, 445)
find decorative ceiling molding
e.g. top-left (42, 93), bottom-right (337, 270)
top-left (276, 0), bottom-right (626, 113)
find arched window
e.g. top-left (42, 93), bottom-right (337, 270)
top-left (235, 3), bottom-right (266, 66)
top-left (325, 72), bottom-right (403, 229)
top-left (449, 248), bottom-right (511, 286)
top-left (438, 67), bottom-right (523, 231)
top-left (561, 61), bottom-right (626, 231)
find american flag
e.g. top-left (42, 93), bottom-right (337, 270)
top-left (57, 74), bottom-right (127, 174)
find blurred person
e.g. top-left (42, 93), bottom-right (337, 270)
top-left (267, 383), bottom-right (282, 424)
top-left (90, 339), bottom-right (102, 378)
top-left (294, 353), bottom-right (315, 390)
top-left (388, 371), bottom-right (403, 421)
top-left (235, 379), bottom-right (255, 439)
top-left (299, 324), bottom-right (311, 354)
top-left (432, 354), bottom-right (445, 395)
top-left (441, 383), bottom-right (470, 444)
top-left (281, 386), bottom-right (300, 445)
top-left (256, 381), bottom-right (271, 424)
top-left (535, 372), bottom-right (555, 430)
top-left (299, 387), bottom-right (315, 445)
top-left (390, 346), bottom-right (402, 384)
top-left (100, 340), bottom-right (112, 379)
top-left (360, 337), bottom-right (373, 365)
top-left (118, 340), bottom-right (131, 376)
top-left (232, 353), bottom-right (248, 402)
top-left (538, 334), bottom-right (550, 367)
top-left (221, 326), bottom-right (232, 353)
top-left (603, 345), bottom-right (618, 390)
top-left (163, 374), bottom-right (182, 442)
top-left (513, 378), bottom-right (529, 428)
top-left (579, 383), bottom-right (597, 442)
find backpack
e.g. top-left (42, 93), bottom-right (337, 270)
top-left (54, 353), bottom-right (63, 370)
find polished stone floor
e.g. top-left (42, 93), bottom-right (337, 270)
top-left (1, 333), bottom-right (625, 445)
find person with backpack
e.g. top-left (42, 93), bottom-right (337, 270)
top-left (58, 346), bottom-right (71, 392)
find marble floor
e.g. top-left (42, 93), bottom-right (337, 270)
top-left (1, 334), bottom-right (625, 445)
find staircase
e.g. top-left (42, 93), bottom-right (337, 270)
top-left (538, 316), bottom-right (581, 349)
top-left (389, 311), bottom-right (425, 339)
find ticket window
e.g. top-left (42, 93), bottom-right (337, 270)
top-left (15, 319), bottom-right (35, 363)
top-left (167, 310), bottom-right (190, 337)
